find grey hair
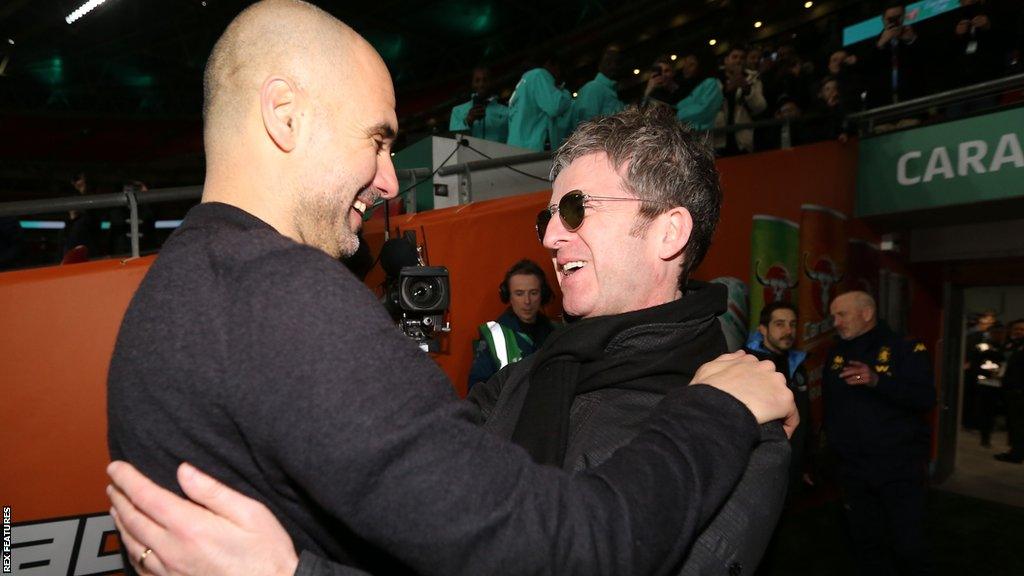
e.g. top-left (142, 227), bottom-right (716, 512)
top-left (549, 105), bottom-right (722, 286)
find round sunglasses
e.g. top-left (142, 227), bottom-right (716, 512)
top-left (535, 190), bottom-right (670, 242)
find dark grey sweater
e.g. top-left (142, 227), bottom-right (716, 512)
top-left (108, 202), bottom-right (761, 576)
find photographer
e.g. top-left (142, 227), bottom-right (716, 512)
top-left (449, 66), bottom-right (509, 143)
top-left (641, 55), bottom-right (680, 110)
top-left (864, 2), bottom-right (925, 109)
top-left (714, 46), bottom-right (767, 154)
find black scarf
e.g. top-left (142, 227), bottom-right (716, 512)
top-left (510, 281), bottom-right (728, 466)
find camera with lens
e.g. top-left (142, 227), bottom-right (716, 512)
top-left (380, 233), bottom-right (451, 350)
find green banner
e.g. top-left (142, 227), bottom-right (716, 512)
top-left (749, 215), bottom-right (799, 332)
top-left (856, 107), bottom-right (1024, 217)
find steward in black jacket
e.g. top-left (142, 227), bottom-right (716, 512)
top-left (823, 321), bottom-right (935, 475)
top-left (824, 290), bottom-right (935, 576)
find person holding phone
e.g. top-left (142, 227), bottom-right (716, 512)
top-left (449, 66), bottom-right (509, 143)
top-left (824, 291), bottom-right (936, 576)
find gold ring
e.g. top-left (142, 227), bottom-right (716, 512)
top-left (139, 548), bottom-right (153, 568)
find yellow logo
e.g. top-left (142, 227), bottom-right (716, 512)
top-left (877, 346), bottom-right (891, 363)
top-left (875, 365), bottom-right (890, 374)
top-left (913, 342), bottom-right (927, 353)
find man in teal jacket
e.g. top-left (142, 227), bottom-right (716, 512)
top-left (675, 53), bottom-right (723, 131)
top-left (449, 66), bottom-right (509, 143)
top-left (569, 45), bottom-right (625, 133)
top-left (508, 57), bottom-right (571, 151)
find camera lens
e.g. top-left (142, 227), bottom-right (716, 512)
top-left (407, 278), bottom-right (442, 310)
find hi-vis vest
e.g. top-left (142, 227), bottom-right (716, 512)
top-left (479, 321), bottom-right (531, 369)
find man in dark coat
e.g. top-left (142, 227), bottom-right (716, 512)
top-left (825, 290), bottom-right (935, 576)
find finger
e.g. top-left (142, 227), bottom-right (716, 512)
top-left (107, 484), bottom-right (171, 563)
top-left (178, 461), bottom-right (267, 528)
top-left (111, 509), bottom-right (170, 576)
top-left (783, 408), bottom-right (800, 439)
top-left (108, 461), bottom-right (190, 529)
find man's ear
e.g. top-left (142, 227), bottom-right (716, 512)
top-left (658, 206), bottom-right (694, 261)
top-left (260, 76), bottom-right (300, 153)
top-left (758, 324), bottom-right (769, 340)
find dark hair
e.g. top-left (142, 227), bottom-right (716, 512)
top-left (1009, 318), bottom-right (1024, 330)
top-left (550, 105), bottom-right (721, 287)
top-left (759, 301), bottom-right (798, 327)
top-left (499, 259), bottom-right (553, 305)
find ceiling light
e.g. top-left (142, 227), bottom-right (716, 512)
top-left (572, 92), bottom-right (578, 98)
top-left (708, 39), bottom-right (717, 46)
top-left (804, 1), bottom-right (813, 8)
top-left (670, 54), bottom-right (678, 61)
top-left (633, 68), bottom-right (640, 75)
top-left (754, 21), bottom-right (763, 29)
top-left (66, 0), bottom-right (108, 25)
top-left (7, 38), bottom-right (13, 46)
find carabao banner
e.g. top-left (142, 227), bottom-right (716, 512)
top-left (846, 239), bottom-right (881, 300)
top-left (857, 107), bottom-right (1024, 217)
top-left (711, 276), bottom-right (749, 352)
top-left (798, 204), bottom-right (848, 426)
top-left (749, 215), bottom-right (800, 332)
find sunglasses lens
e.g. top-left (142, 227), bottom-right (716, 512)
top-left (559, 192), bottom-right (585, 231)
top-left (536, 209), bottom-right (552, 242)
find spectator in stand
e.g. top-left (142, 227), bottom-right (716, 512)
top-left (804, 76), bottom-right (850, 144)
top-left (864, 2), bottom-right (925, 110)
top-left (746, 46), bottom-right (765, 77)
top-left (641, 55), bottom-right (680, 110)
top-left (64, 172), bottom-right (100, 258)
top-left (715, 46), bottom-right (766, 155)
top-left (756, 93), bottom-right (804, 151)
top-left (508, 56), bottom-right (571, 151)
top-left (948, 0), bottom-right (1004, 89)
top-left (675, 52), bottom-right (723, 132)
top-left (568, 44), bottom-right (626, 132)
top-left (827, 49), bottom-right (866, 111)
top-left (449, 66), bottom-right (509, 144)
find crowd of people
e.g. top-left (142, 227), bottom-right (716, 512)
top-left (449, 0), bottom-right (1023, 155)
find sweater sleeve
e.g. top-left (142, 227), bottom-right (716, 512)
top-left (677, 78), bottom-right (724, 129)
top-left (449, 101), bottom-right (471, 131)
top-left (231, 249), bottom-right (761, 576)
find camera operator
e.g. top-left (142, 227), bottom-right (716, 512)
top-left (449, 66), bottom-right (509, 144)
top-left (468, 259), bottom-right (555, 391)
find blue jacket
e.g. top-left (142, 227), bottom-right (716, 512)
top-left (745, 331), bottom-right (811, 488)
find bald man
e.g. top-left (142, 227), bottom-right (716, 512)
top-left (106, 2), bottom-right (796, 576)
top-left (824, 291), bottom-right (935, 576)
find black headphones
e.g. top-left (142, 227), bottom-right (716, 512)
top-left (499, 259), bottom-right (553, 305)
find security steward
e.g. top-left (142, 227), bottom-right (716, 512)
top-left (468, 259), bottom-right (556, 390)
top-left (824, 291), bottom-right (935, 576)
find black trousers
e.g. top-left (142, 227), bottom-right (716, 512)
top-left (1006, 390), bottom-right (1024, 456)
top-left (839, 469), bottom-right (930, 576)
top-left (975, 384), bottom-right (1000, 445)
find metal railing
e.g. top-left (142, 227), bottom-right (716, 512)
top-left (0, 170), bottom-right (431, 260)
top-left (846, 72), bottom-right (1024, 129)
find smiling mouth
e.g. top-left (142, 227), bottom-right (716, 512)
top-left (561, 261), bottom-right (587, 276)
top-left (352, 199), bottom-right (367, 216)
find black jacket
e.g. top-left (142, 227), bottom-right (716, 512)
top-left (468, 283), bottom-right (790, 576)
top-left (823, 322), bottom-right (935, 475)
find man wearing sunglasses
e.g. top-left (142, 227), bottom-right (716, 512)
top-left (105, 4), bottom-right (796, 573)
top-left (468, 104), bottom-right (791, 573)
